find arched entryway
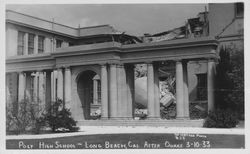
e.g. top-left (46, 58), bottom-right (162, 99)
top-left (77, 70), bottom-right (101, 120)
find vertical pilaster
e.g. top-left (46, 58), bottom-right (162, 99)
top-left (101, 64), bottom-right (109, 119)
top-left (147, 62), bottom-right (156, 119)
top-left (109, 64), bottom-right (118, 119)
top-left (45, 70), bottom-right (52, 112)
top-left (45, 37), bottom-right (51, 53)
top-left (24, 33), bottom-right (28, 55)
top-left (34, 35), bottom-right (38, 54)
top-left (207, 59), bottom-right (216, 112)
top-left (64, 67), bottom-right (71, 109)
top-left (57, 68), bottom-right (64, 101)
top-left (183, 61), bottom-right (190, 118)
top-left (176, 60), bottom-right (185, 119)
top-left (18, 72), bottom-right (26, 102)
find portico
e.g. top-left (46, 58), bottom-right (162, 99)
top-left (6, 37), bottom-right (218, 125)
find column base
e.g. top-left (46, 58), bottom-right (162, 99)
top-left (147, 117), bottom-right (161, 120)
top-left (101, 117), bottom-right (109, 120)
top-left (109, 117), bottom-right (134, 120)
top-left (176, 117), bottom-right (190, 120)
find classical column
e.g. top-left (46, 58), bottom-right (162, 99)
top-left (125, 64), bottom-right (135, 119)
top-left (176, 60), bottom-right (185, 119)
top-left (25, 72), bottom-right (32, 102)
top-left (64, 67), bottom-right (71, 109)
top-left (18, 72), bottom-right (26, 102)
top-left (51, 70), bottom-right (57, 102)
top-left (153, 63), bottom-right (160, 119)
top-left (93, 77), bottom-right (98, 104)
top-left (45, 70), bottom-right (52, 112)
top-left (117, 64), bottom-right (128, 119)
top-left (57, 68), bottom-right (64, 101)
top-left (182, 61), bottom-right (190, 118)
top-left (207, 59), bottom-right (216, 112)
top-left (109, 63), bottom-right (118, 119)
top-left (101, 64), bottom-right (109, 119)
top-left (147, 62), bottom-right (156, 119)
top-left (33, 72), bottom-right (38, 102)
top-left (38, 71), bottom-right (45, 104)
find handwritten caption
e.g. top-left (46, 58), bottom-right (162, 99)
top-left (17, 133), bottom-right (211, 149)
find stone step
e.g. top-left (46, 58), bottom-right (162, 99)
top-left (77, 119), bottom-right (204, 127)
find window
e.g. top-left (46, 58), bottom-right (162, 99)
top-left (28, 33), bottom-right (35, 54)
top-left (17, 31), bottom-right (25, 55)
top-left (56, 39), bottom-right (62, 48)
top-left (235, 2), bottom-right (244, 18)
top-left (38, 36), bottom-right (45, 53)
top-left (196, 73), bottom-right (207, 101)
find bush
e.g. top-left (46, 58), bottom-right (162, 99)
top-left (6, 98), bottom-right (46, 135)
top-left (45, 99), bottom-right (79, 132)
top-left (203, 109), bottom-right (239, 128)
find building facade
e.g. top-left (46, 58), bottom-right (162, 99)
top-left (6, 8), bottom-right (221, 126)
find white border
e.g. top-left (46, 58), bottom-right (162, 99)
top-left (1, 0), bottom-right (249, 154)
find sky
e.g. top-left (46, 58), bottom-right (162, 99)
top-left (6, 4), bottom-right (207, 36)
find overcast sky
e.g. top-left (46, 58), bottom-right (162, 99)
top-left (6, 4), bottom-right (207, 36)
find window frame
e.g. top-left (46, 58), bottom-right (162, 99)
top-left (196, 73), bottom-right (207, 101)
top-left (28, 33), bottom-right (35, 54)
top-left (56, 39), bottom-right (63, 48)
top-left (17, 31), bottom-right (25, 55)
top-left (38, 35), bottom-right (45, 53)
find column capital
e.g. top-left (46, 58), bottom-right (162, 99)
top-left (44, 69), bottom-right (53, 73)
top-left (116, 63), bottom-right (125, 68)
top-left (100, 63), bottom-right (108, 67)
top-left (64, 66), bottom-right (71, 71)
top-left (109, 63), bottom-right (118, 67)
top-left (145, 61), bottom-right (153, 64)
top-left (207, 58), bottom-right (216, 62)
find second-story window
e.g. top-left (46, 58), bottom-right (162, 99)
top-left (38, 36), bottom-right (45, 53)
top-left (28, 33), bottom-right (35, 54)
top-left (56, 39), bottom-right (62, 48)
top-left (17, 31), bottom-right (25, 55)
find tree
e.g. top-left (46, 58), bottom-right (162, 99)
top-left (215, 45), bottom-right (244, 119)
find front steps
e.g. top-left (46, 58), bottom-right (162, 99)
top-left (77, 119), bottom-right (205, 127)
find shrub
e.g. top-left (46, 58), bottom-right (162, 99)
top-left (203, 109), bottom-right (239, 128)
top-left (45, 99), bottom-right (79, 132)
top-left (6, 98), bottom-right (46, 135)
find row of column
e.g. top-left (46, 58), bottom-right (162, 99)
top-left (53, 67), bottom-right (71, 108)
top-left (17, 71), bottom-right (51, 111)
top-left (16, 67), bottom-right (73, 112)
top-left (13, 58), bottom-right (216, 120)
top-left (100, 62), bottom-right (160, 119)
top-left (101, 63), bottom-right (135, 119)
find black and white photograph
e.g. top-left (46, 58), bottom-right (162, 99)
top-left (1, 0), bottom-right (249, 153)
